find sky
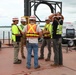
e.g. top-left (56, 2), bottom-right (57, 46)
top-left (0, 0), bottom-right (76, 26)
top-left (0, 0), bottom-right (24, 26)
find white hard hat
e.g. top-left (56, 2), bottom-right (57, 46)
top-left (45, 17), bottom-right (50, 21)
top-left (29, 15), bottom-right (36, 20)
top-left (21, 18), bottom-right (26, 22)
top-left (12, 17), bottom-right (19, 21)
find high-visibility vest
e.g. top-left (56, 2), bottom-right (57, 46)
top-left (19, 24), bottom-right (24, 31)
top-left (11, 25), bottom-right (20, 41)
top-left (56, 24), bottom-right (62, 34)
top-left (43, 24), bottom-right (52, 38)
top-left (43, 33), bottom-right (51, 38)
top-left (19, 24), bottom-right (26, 38)
top-left (26, 24), bottom-right (39, 37)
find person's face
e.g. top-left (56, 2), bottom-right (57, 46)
top-left (13, 20), bottom-right (19, 24)
top-left (45, 20), bottom-right (50, 24)
top-left (30, 19), bottom-right (36, 24)
top-left (16, 20), bottom-right (19, 24)
top-left (21, 21), bottom-right (26, 25)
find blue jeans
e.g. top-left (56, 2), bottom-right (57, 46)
top-left (26, 43), bottom-right (39, 68)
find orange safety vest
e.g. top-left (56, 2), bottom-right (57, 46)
top-left (26, 24), bottom-right (39, 37)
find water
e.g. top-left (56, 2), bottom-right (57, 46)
top-left (0, 24), bottom-right (44, 39)
top-left (0, 27), bottom-right (11, 39)
top-left (0, 23), bottom-right (44, 39)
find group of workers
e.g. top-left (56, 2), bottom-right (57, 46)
top-left (11, 12), bottom-right (64, 69)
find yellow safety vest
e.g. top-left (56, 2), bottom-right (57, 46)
top-left (26, 24), bottom-right (39, 37)
top-left (56, 24), bottom-right (62, 34)
top-left (43, 24), bottom-right (52, 38)
top-left (11, 25), bottom-right (20, 41)
top-left (18, 24), bottom-right (24, 31)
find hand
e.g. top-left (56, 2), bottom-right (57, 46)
top-left (43, 30), bottom-right (50, 34)
top-left (16, 34), bottom-right (22, 36)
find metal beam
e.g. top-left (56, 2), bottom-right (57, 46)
top-left (24, 0), bottom-right (62, 22)
top-left (24, 0), bottom-right (31, 16)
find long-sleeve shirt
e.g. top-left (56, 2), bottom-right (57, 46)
top-left (52, 19), bottom-right (63, 39)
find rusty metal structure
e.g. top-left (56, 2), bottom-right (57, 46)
top-left (24, 0), bottom-right (62, 22)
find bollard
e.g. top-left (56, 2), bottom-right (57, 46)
top-left (3, 31), bottom-right (5, 43)
top-left (0, 40), bottom-right (1, 50)
top-left (8, 31), bottom-right (10, 46)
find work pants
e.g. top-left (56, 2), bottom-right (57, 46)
top-left (40, 38), bottom-right (51, 59)
top-left (20, 37), bottom-right (25, 57)
top-left (53, 38), bottom-right (63, 65)
top-left (26, 43), bottom-right (39, 68)
top-left (13, 42), bottom-right (20, 62)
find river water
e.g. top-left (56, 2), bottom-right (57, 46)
top-left (0, 27), bottom-right (11, 39)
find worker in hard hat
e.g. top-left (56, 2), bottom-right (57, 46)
top-left (18, 17), bottom-right (26, 59)
top-left (11, 17), bottom-right (22, 64)
top-left (50, 12), bottom-right (63, 67)
top-left (23, 15), bottom-right (42, 69)
top-left (38, 17), bottom-right (52, 61)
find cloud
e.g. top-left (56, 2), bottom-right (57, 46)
top-left (0, 0), bottom-right (24, 17)
top-left (0, 0), bottom-right (76, 26)
top-left (60, 0), bottom-right (76, 22)
top-left (0, 0), bottom-right (24, 26)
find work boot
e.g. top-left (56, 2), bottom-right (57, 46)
top-left (34, 65), bottom-right (41, 69)
top-left (22, 56), bottom-right (25, 59)
top-left (45, 58), bottom-right (50, 61)
top-left (14, 59), bottom-right (22, 64)
top-left (26, 66), bottom-right (31, 69)
top-left (51, 64), bottom-right (59, 67)
top-left (18, 59), bottom-right (22, 61)
top-left (38, 57), bottom-right (44, 60)
top-left (31, 55), bottom-right (34, 57)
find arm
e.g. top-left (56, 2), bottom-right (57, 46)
top-left (39, 31), bottom-right (43, 38)
top-left (43, 29), bottom-right (50, 34)
top-left (49, 13), bottom-right (55, 22)
top-left (52, 20), bottom-right (58, 36)
top-left (49, 13), bottom-right (57, 22)
top-left (37, 26), bottom-right (43, 38)
top-left (22, 25), bottom-right (27, 35)
top-left (61, 15), bottom-right (64, 20)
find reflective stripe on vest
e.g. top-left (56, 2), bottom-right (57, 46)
top-left (26, 24), bottom-right (39, 37)
top-left (56, 24), bottom-right (62, 34)
top-left (43, 24), bottom-right (51, 38)
top-left (43, 33), bottom-right (51, 38)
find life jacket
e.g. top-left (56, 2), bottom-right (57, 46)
top-left (26, 24), bottom-right (39, 37)
top-left (56, 24), bottom-right (62, 35)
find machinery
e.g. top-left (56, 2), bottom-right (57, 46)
top-left (62, 22), bottom-right (76, 47)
